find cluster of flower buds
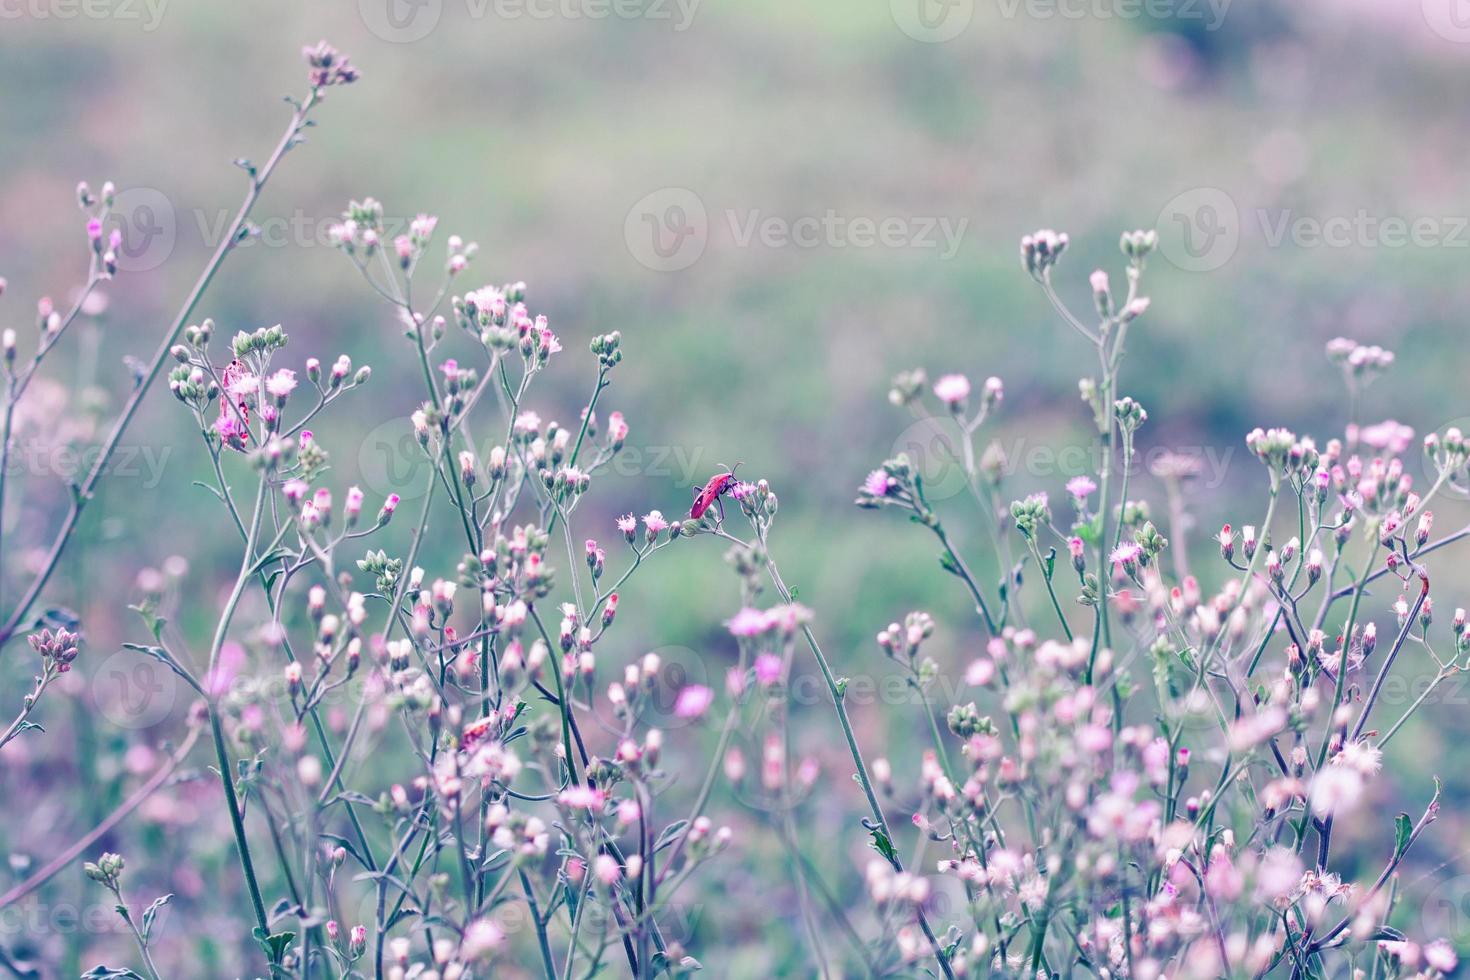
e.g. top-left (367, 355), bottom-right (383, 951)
top-left (1326, 336), bottom-right (1394, 386)
top-left (302, 40), bottom-right (359, 88)
top-left (357, 549), bottom-right (404, 593)
top-left (727, 478), bottom-right (776, 528)
top-left (856, 454), bottom-right (917, 509)
top-left (328, 198), bottom-right (387, 256)
top-left (1021, 228), bottom-right (1069, 280)
top-left (1010, 491), bottom-right (1051, 538)
top-left (77, 181), bottom-right (124, 278)
top-left (1114, 396), bottom-right (1148, 433)
top-left (1119, 228), bottom-right (1158, 263)
top-left (1245, 427), bottom-right (1319, 482)
top-left (1424, 426), bottom-right (1470, 487)
top-left (946, 701), bottom-right (995, 739)
top-left (453, 284), bottom-right (511, 341)
top-left (29, 627), bottom-right (80, 673)
top-left (888, 367), bottom-right (927, 407)
top-left (605, 652), bottom-right (666, 724)
top-left (83, 851), bottom-right (125, 889)
top-left (485, 804), bottom-right (550, 859)
top-left (877, 611), bottom-right (936, 663)
top-left (384, 213), bottom-right (438, 271)
top-left (591, 330), bottom-right (623, 370)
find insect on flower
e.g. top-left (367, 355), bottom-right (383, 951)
top-left (690, 463), bottom-right (742, 523)
top-left (218, 358), bottom-right (253, 452)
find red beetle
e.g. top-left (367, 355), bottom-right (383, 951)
top-left (690, 464), bottom-right (742, 523)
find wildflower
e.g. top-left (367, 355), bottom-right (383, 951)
top-left (674, 684), bottom-right (714, 719)
top-left (1424, 940), bottom-right (1457, 974)
top-left (1309, 765), bottom-right (1364, 817)
top-left (1109, 541), bottom-right (1143, 574)
top-left (933, 374), bottom-right (970, 408)
top-left (727, 608), bottom-right (769, 638)
top-left (1066, 475), bottom-right (1096, 502)
top-left (557, 785), bottom-right (607, 812)
top-left (643, 510), bottom-right (669, 539)
top-left (302, 40), bottom-right (360, 87)
top-left (594, 854), bottom-right (621, 885)
top-left (862, 469), bottom-right (895, 498)
top-left (753, 653), bottom-right (783, 686)
top-left (460, 919), bottom-right (504, 961)
top-left (265, 368), bottom-right (297, 399)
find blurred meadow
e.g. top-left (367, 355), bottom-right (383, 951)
top-left (4, 0), bottom-right (1470, 973)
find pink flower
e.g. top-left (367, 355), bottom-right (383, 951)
top-left (863, 470), bottom-right (894, 497)
top-left (616, 513), bottom-right (637, 538)
top-left (964, 659), bottom-right (994, 686)
top-left (557, 785), bottom-right (607, 812)
top-left (266, 368), bottom-right (297, 399)
top-left (642, 510), bottom-right (669, 534)
top-left (754, 653), bottom-right (783, 686)
top-left (1359, 419), bottom-right (1414, 455)
top-left (933, 373), bottom-right (970, 406)
top-left (1065, 476), bottom-right (1096, 500)
top-left (1424, 940), bottom-right (1457, 974)
top-left (1109, 542), bottom-right (1142, 569)
top-left (215, 413), bottom-right (247, 446)
top-left (594, 854), bottom-right (621, 884)
top-left (225, 372), bottom-right (258, 399)
top-left (674, 685), bottom-right (714, 719)
top-left (727, 608), bottom-right (768, 638)
top-left (607, 410), bottom-right (628, 444)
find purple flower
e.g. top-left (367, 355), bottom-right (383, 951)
top-left (674, 685), bottom-right (714, 719)
top-left (727, 608), bottom-right (768, 638)
top-left (863, 470), bottom-right (893, 497)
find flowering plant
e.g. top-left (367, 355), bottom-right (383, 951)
top-left (1, 45), bottom-right (1465, 980)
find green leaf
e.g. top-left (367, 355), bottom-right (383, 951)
top-left (252, 927), bottom-right (295, 963)
top-left (1393, 813), bottom-right (1413, 860)
top-left (867, 826), bottom-right (899, 864)
top-left (654, 821), bottom-right (689, 853)
top-left (141, 893), bottom-right (172, 941)
top-left (1071, 514), bottom-right (1104, 547)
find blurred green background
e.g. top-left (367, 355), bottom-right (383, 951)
top-left (5, 1), bottom-right (1470, 973)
